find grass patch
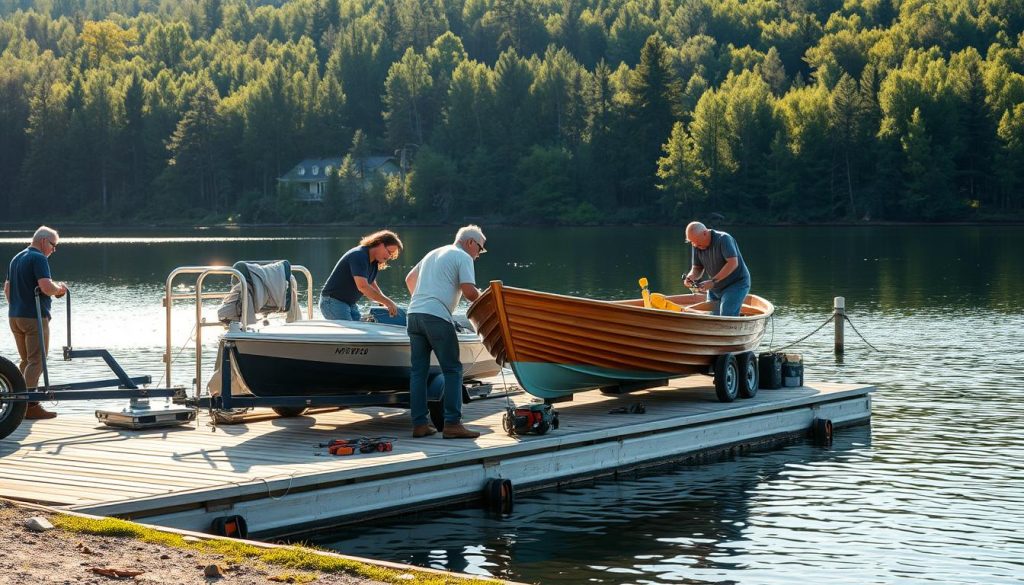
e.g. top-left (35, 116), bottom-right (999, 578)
top-left (268, 573), bottom-right (318, 583)
top-left (52, 514), bottom-right (502, 585)
top-left (195, 537), bottom-right (266, 561)
top-left (258, 546), bottom-right (500, 584)
top-left (51, 515), bottom-right (186, 548)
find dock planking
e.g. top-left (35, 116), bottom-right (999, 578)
top-left (0, 376), bottom-right (872, 537)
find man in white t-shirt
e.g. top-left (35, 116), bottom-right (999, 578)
top-left (404, 225), bottom-right (487, 439)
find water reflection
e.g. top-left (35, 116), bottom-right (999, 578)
top-left (311, 429), bottom-right (872, 583)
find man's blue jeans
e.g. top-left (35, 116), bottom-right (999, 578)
top-left (407, 313), bottom-right (463, 426)
top-left (707, 279), bottom-right (751, 317)
top-left (320, 295), bottom-right (360, 320)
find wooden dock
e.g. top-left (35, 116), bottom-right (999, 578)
top-left (0, 377), bottom-right (871, 538)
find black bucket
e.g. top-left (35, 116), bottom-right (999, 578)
top-left (758, 352), bottom-right (783, 389)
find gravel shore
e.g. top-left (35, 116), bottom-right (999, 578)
top-left (0, 500), bottom-right (500, 585)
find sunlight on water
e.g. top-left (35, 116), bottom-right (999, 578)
top-left (1, 226), bottom-right (1022, 583)
top-left (0, 237), bottom-right (318, 244)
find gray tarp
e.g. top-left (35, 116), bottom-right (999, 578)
top-left (216, 260), bottom-right (302, 324)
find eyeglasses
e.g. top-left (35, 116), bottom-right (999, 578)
top-left (473, 240), bottom-right (487, 253)
top-left (47, 239), bottom-right (58, 250)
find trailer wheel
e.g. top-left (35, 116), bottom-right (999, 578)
top-left (0, 356), bottom-right (28, 441)
top-left (737, 352), bottom-right (759, 399)
top-left (713, 353), bottom-right (739, 403)
top-left (271, 406), bottom-right (307, 418)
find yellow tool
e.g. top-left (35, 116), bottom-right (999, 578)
top-left (640, 277), bottom-right (684, 311)
top-left (649, 293), bottom-right (683, 312)
top-left (638, 277), bottom-right (652, 308)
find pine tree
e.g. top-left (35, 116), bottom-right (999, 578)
top-left (688, 88), bottom-right (734, 209)
top-left (383, 47), bottom-right (434, 149)
top-left (828, 73), bottom-right (866, 218)
top-left (656, 121), bottom-right (704, 220)
top-left (122, 72), bottom-right (145, 207)
top-left (580, 60), bottom-right (617, 211)
top-left (19, 77), bottom-right (69, 213)
top-left (996, 104), bottom-right (1024, 212)
top-left (900, 107), bottom-right (956, 219)
top-left (757, 47), bottom-right (787, 95)
top-left (622, 34), bottom-right (682, 209)
top-left (167, 80), bottom-right (223, 211)
top-left (83, 69), bottom-right (120, 215)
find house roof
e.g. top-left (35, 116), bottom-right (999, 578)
top-left (278, 155), bottom-right (399, 183)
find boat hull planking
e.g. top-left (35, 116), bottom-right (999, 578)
top-left (467, 282), bottom-right (773, 399)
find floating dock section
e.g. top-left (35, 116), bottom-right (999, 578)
top-left (0, 377), bottom-right (871, 538)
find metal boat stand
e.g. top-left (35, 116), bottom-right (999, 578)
top-left (52, 289), bottom-right (193, 429)
top-left (0, 289), bottom-right (188, 441)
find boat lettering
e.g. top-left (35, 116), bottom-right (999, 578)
top-left (335, 346), bottom-right (369, 355)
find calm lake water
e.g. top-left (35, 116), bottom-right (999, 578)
top-left (2, 225), bottom-right (1023, 584)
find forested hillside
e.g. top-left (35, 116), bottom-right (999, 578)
top-left (1, 0), bottom-right (1022, 224)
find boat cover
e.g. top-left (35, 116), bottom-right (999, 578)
top-left (217, 260), bottom-right (302, 324)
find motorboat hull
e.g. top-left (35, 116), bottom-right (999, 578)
top-left (218, 320), bottom-right (501, 397)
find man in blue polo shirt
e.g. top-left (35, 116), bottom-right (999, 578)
top-left (4, 226), bottom-right (68, 419)
top-left (682, 221), bottom-right (750, 317)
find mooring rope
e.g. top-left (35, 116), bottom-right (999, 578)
top-left (771, 312), bottom-right (878, 352)
top-left (771, 314), bottom-right (835, 352)
top-left (254, 473), bottom-right (296, 501)
top-left (843, 314), bottom-right (880, 351)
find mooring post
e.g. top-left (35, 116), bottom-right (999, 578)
top-left (834, 296), bottom-right (845, 355)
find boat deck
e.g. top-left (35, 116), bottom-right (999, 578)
top-left (0, 376), bottom-right (872, 537)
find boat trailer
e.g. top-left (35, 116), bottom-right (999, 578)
top-left (0, 263), bottom-right (494, 441)
top-left (0, 289), bottom-right (189, 440)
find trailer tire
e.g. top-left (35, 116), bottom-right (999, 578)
top-left (0, 356), bottom-right (28, 441)
top-left (713, 353), bottom-right (739, 403)
top-left (272, 406), bottom-right (307, 418)
top-left (737, 351), bottom-right (759, 399)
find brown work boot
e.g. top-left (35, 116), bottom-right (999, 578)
top-left (25, 404), bottom-right (57, 420)
top-left (412, 424), bottom-right (437, 438)
top-left (442, 423), bottom-right (481, 439)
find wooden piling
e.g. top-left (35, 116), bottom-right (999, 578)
top-left (834, 296), bottom-right (845, 355)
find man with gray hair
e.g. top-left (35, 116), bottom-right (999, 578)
top-left (682, 221), bottom-right (750, 317)
top-left (404, 225), bottom-right (487, 439)
top-left (4, 226), bottom-right (68, 419)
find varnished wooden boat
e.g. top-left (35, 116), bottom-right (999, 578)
top-left (466, 281), bottom-right (774, 401)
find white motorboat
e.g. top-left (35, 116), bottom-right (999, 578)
top-left (215, 317), bottom-right (502, 397)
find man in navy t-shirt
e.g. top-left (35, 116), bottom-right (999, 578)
top-left (682, 221), bottom-right (751, 317)
top-left (319, 230), bottom-right (403, 321)
top-left (4, 226), bottom-right (68, 419)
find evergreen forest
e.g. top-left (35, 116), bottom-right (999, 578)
top-left (1, 0), bottom-right (1023, 225)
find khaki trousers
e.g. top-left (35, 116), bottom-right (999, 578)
top-left (9, 316), bottom-right (50, 389)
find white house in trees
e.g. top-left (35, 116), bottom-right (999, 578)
top-left (278, 156), bottom-right (401, 202)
